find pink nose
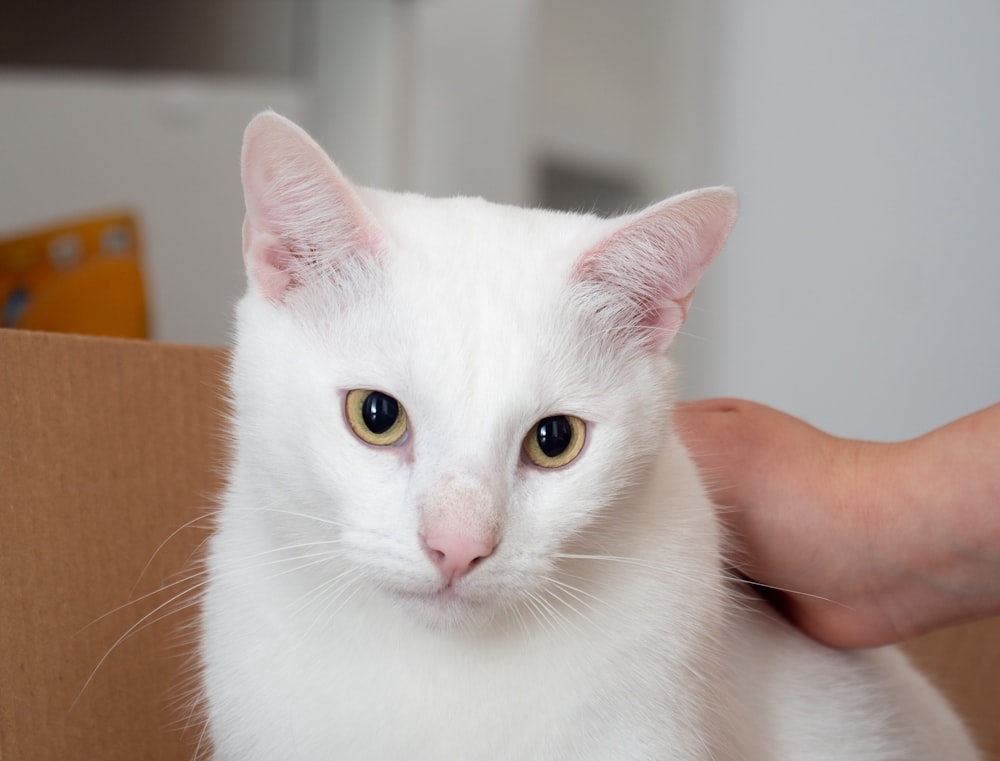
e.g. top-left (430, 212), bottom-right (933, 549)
top-left (421, 532), bottom-right (496, 583)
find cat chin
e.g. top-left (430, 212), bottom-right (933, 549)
top-left (387, 584), bottom-right (499, 631)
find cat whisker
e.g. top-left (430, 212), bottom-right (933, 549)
top-left (553, 551), bottom-right (733, 605)
top-left (519, 593), bottom-right (553, 635)
top-left (129, 510), bottom-right (216, 597)
top-left (232, 538), bottom-right (347, 561)
top-left (81, 566), bottom-right (209, 634)
top-left (167, 675), bottom-right (208, 736)
top-left (216, 552), bottom-right (350, 604)
top-left (233, 545), bottom-right (345, 570)
top-left (75, 579), bottom-right (205, 710)
top-left (193, 721), bottom-right (211, 761)
top-left (526, 588), bottom-right (577, 637)
top-left (557, 547), bottom-right (848, 614)
top-left (725, 572), bottom-right (851, 610)
top-left (542, 575), bottom-right (606, 617)
top-left (223, 503), bottom-right (347, 529)
top-left (554, 551), bottom-right (676, 575)
top-left (539, 583), bottom-right (599, 635)
top-left (674, 327), bottom-right (710, 343)
top-left (82, 539), bottom-right (350, 704)
top-left (306, 573), bottom-right (368, 638)
top-left (503, 598), bottom-right (532, 641)
top-left (288, 565), bottom-right (361, 619)
top-left (532, 593), bottom-right (569, 637)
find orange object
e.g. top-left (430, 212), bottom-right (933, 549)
top-left (0, 211), bottom-right (148, 338)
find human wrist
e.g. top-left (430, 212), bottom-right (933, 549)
top-left (906, 423), bottom-right (1000, 619)
top-left (859, 428), bottom-right (998, 635)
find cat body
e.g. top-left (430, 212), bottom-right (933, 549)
top-left (200, 113), bottom-right (978, 760)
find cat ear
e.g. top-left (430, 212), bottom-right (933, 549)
top-left (572, 187), bottom-right (737, 351)
top-left (240, 111), bottom-right (384, 302)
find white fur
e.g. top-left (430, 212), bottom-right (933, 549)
top-left (200, 114), bottom-right (978, 760)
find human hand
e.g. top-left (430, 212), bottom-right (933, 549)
top-left (675, 399), bottom-right (1000, 648)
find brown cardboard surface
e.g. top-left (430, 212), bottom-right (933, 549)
top-left (905, 619), bottom-right (1000, 759)
top-left (1, 328), bottom-right (227, 760)
top-left (0, 327), bottom-right (997, 759)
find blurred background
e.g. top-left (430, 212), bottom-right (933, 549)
top-left (1, 0), bottom-right (998, 441)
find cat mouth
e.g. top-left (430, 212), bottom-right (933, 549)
top-left (394, 581), bottom-right (489, 616)
top-left (409, 584), bottom-right (479, 605)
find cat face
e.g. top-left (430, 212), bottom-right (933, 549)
top-left (229, 112), bottom-right (736, 631)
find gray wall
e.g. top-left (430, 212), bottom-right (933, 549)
top-left (684, 1), bottom-right (1000, 440)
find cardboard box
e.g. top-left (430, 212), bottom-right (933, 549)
top-left (1, 327), bottom-right (998, 759)
top-left (1, 328), bottom-right (225, 759)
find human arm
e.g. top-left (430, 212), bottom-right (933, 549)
top-left (675, 399), bottom-right (1000, 648)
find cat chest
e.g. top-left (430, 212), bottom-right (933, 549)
top-left (222, 619), bottom-right (669, 760)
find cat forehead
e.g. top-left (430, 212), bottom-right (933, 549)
top-left (357, 188), bottom-right (607, 277)
top-left (303, 190), bottom-right (613, 420)
top-left (356, 190), bottom-right (603, 361)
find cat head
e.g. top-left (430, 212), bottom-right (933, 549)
top-left (229, 112), bottom-right (737, 632)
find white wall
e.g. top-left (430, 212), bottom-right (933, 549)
top-left (306, 0), bottom-right (535, 206)
top-left (0, 73), bottom-right (303, 346)
top-left (536, 0), bottom-right (664, 182)
top-left (405, 0), bottom-right (535, 205)
top-left (304, 0), bottom-right (402, 191)
top-left (682, 1), bottom-right (1000, 441)
top-left (6, 2), bottom-right (997, 443)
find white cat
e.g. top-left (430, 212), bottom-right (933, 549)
top-left (200, 112), bottom-right (978, 760)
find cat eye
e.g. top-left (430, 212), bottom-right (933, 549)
top-left (346, 389), bottom-right (408, 446)
top-left (522, 415), bottom-right (586, 469)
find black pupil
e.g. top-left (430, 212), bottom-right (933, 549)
top-left (536, 416), bottom-right (572, 458)
top-left (362, 392), bottom-right (399, 434)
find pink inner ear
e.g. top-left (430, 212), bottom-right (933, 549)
top-left (573, 187), bottom-right (738, 350)
top-left (239, 112), bottom-right (384, 303)
top-left (242, 218), bottom-right (293, 303)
